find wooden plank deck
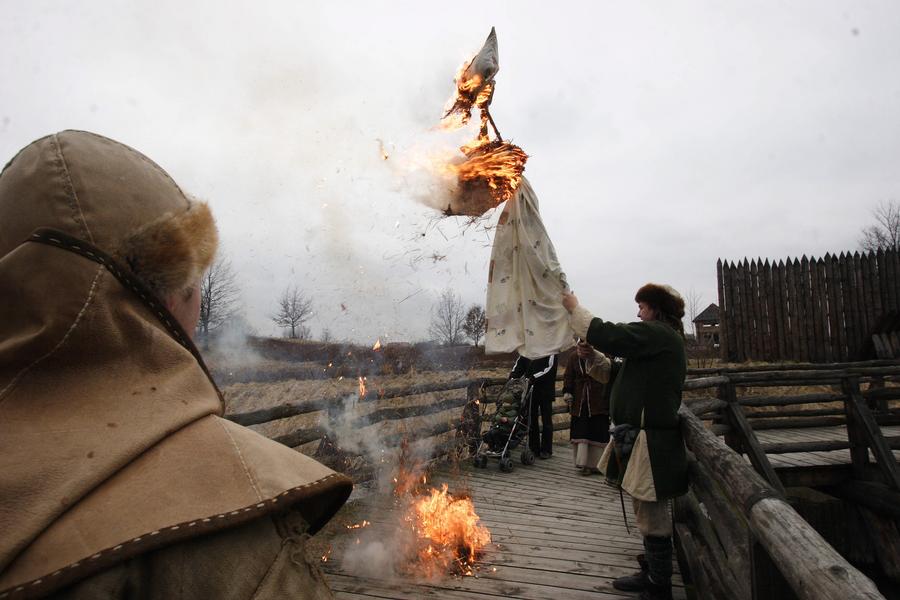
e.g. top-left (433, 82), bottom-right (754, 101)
top-left (324, 443), bottom-right (687, 600)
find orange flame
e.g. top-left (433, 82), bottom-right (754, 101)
top-left (452, 140), bottom-right (527, 204)
top-left (358, 376), bottom-right (367, 400)
top-left (409, 484), bottom-right (491, 576)
top-left (389, 440), bottom-right (491, 576)
top-left (373, 339), bottom-right (382, 351)
top-left (440, 41), bottom-right (527, 212)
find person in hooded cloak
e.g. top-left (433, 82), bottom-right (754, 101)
top-left (0, 130), bottom-right (352, 599)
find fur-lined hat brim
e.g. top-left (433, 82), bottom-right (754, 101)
top-left (635, 283), bottom-right (685, 320)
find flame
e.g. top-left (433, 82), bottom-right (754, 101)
top-left (358, 376), bottom-right (367, 400)
top-left (439, 41), bottom-right (527, 212)
top-left (373, 339), bottom-right (382, 351)
top-left (347, 520), bottom-right (371, 530)
top-left (409, 484), bottom-right (491, 576)
top-left (388, 440), bottom-right (491, 577)
top-left (452, 140), bottom-right (527, 204)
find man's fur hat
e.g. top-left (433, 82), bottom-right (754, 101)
top-left (635, 283), bottom-right (685, 332)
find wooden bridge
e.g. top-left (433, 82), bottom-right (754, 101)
top-left (325, 443), bottom-right (687, 600)
top-left (225, 359), bottom-right (900, 599)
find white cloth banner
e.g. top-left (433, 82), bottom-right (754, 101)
top-left (485, 177), bottom-right (575, 359)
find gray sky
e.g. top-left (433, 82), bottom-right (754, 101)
top-left (3, 1), bottom-right (899, 343)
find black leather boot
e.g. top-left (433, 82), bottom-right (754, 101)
top-left (612, 553), bottom-right (648, 591)
top-left (639, 536), bottom-right (673, 600)
top-left (639, 578), bottom-right (674, 600)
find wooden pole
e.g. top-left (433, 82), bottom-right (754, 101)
top-left (774, 260), bottom-right (787, 361)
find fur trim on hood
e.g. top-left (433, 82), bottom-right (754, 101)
top-left (117, 200), bottom-right (217, 297)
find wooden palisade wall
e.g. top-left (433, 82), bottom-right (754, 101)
top-left (717, 249), bottom-right (900, 363)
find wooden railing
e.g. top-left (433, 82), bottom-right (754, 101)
top-left (223, 360), bottom-right (900, 598)
top-left (676, 361), bottom-right (900, 600)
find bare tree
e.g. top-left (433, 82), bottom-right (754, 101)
top-left (685, 287), bottom-right (703, 340)
top-left (429, 288), bottom-right (466, 345)
top-left (272, 286), bottom-right (314, 339)
top-left (860, 200), bottom-right (900, 252)
top-left (198, 256), bottom-right (240, 341)
top-left (462, 304), bottom-right (486, 347)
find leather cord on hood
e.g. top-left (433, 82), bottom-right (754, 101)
top-left (25, 227), bottom-right (224, 403)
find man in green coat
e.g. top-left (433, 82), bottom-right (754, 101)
top-left (563, 284), bottom-right (687, 600)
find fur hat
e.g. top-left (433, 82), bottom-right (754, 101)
top-left (635, 283), bottom-right (685, 322)
top-left (118, 200), bottom-right (218, 298)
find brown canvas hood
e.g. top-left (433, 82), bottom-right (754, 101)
top-left (0, 131), bottom-right (351, 598)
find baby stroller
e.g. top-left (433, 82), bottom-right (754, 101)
top-left (472, 376), bottom-right (536, 472)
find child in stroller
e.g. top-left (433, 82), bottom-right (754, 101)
top-left (472, 376), bottom-right (536, 472)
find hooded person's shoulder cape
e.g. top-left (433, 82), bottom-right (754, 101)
top-left (0, 131), bottom-right (352, 598)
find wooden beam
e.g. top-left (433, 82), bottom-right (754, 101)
top-left (227, 378), bottom-right (473, 426)
top-left (687, 456), bottom-right (752, 581)
top-left (721, 384), bottom-right (785, 495)
top-left (832, 480), bottom-right (900, 520)
top-left (761, 439), bottom-right (851, 454)
top-left (844, 377), bottom-right (900, 490)
top-left (684, 397), bottom-right (727, 416)
top-left (721, 384), bottom-right (744, 453)
top-left (738, 392), bottom-right (844, 407)
top-left (675, 523), bottom-right (733, 600)
top-left (680, 491), bottom-right (750, 600)
top-left (686, 359), bottom-right (900, 376)
top-left (359, 395), bottom-right (468, 424)
top-left (749, 497), bottom-right (884, 600)
top-left (745, 416), bottom-right (848, 431)
top-left (684, 375), bottom-right (730, 390)
top-left (858, 506), bottom-right (900, 581)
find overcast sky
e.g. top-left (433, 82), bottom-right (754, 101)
top-left (3, 1), bottom-right (899, 344)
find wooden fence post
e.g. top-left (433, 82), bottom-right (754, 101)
top-left (843, 376), bottom-right (900, 490)
top-left (720, 383), bottom-right (742, 453)
top-left (843, 376), bottom-right (871, 480)
top-left (721, 382), bottom-right (786, 496)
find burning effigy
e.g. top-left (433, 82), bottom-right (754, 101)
top-left (439, 28), bottom-right (574, 359)
top-left (440, 27), bottom-right (528, 217)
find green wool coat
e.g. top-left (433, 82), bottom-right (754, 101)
top-left (586, 318), bottom-right (688, 500)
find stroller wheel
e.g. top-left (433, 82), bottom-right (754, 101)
top-left (520, 449), bottom-right (536, 465)
top-left (499, 457), bottom-right (514, 473)
top-left (473, 455), bottom-right (488, 468)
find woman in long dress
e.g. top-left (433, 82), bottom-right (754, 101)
top-left (563, 340), bottom-right (613, 475)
